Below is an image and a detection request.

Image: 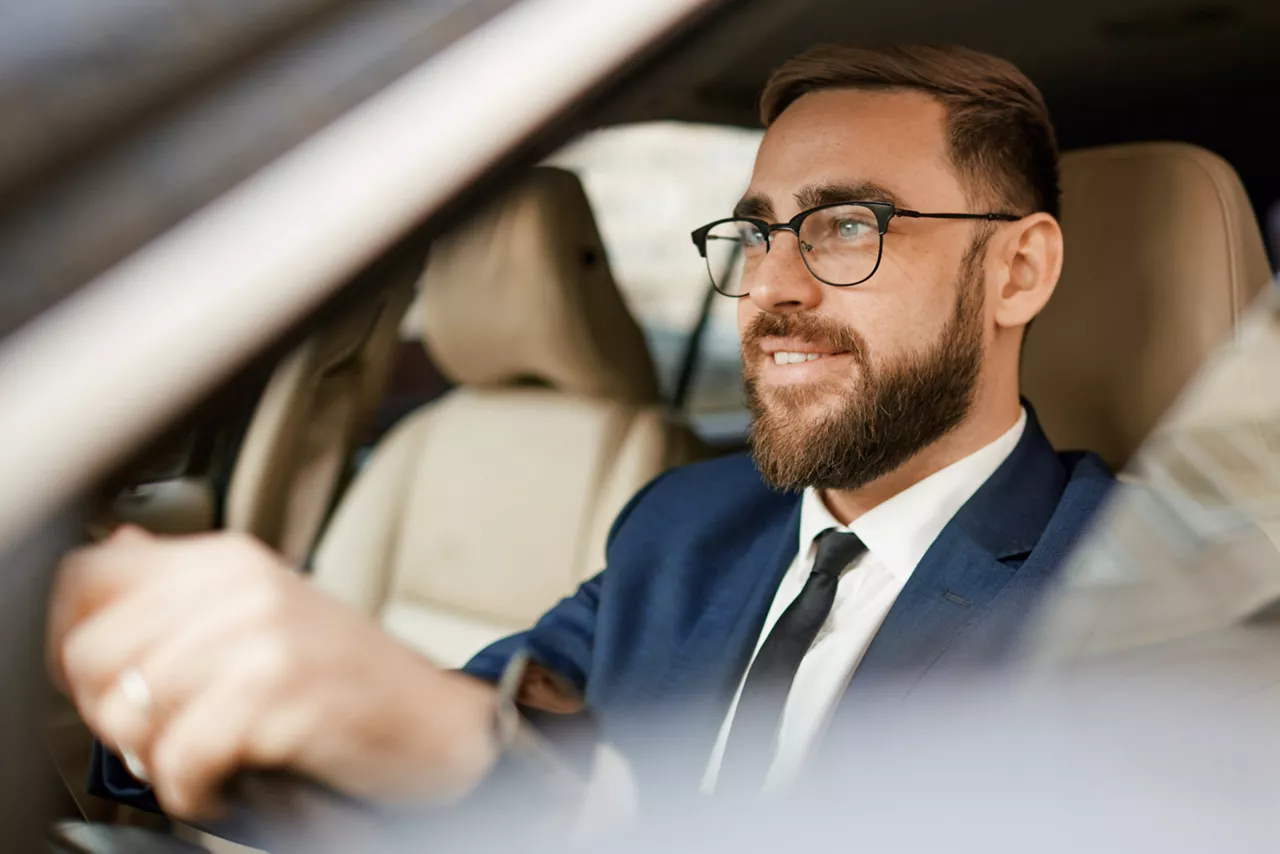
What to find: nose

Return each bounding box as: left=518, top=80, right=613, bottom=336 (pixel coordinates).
left=745, top=230, right=823, bottom=314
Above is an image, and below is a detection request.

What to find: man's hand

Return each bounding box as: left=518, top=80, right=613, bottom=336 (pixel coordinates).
left=47, top=526, right=500, bottom=819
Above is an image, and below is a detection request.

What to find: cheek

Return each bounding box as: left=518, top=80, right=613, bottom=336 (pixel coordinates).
left=841, top=264, right=953, bottom=362
left=872, top=305, right=931, bottom=360
left=818, top=288, right=916, bottom=365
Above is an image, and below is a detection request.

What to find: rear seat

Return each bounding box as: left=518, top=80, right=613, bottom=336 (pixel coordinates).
left=311, top=166, right=706, bottom=667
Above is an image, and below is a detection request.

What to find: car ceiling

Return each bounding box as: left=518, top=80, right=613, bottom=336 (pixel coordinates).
left=599, top=0, right=1280, bottom=217
left=649, top=0, right=1279, bottom=126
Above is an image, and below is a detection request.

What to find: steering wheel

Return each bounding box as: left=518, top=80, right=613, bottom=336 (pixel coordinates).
left=47, top=772, right=383, bottom=854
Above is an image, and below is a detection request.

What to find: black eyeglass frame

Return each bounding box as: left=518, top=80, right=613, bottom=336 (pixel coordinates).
left=690, top=200, right=1022, bottom=296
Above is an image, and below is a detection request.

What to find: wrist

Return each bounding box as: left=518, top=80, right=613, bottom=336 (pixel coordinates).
left=420, top=670, right=502, bottom=802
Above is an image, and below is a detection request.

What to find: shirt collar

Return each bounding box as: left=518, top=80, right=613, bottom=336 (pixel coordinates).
left=797, top=407, right=1028, bottom=579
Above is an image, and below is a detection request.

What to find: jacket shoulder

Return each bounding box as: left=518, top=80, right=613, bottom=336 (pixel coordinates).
left=658, top=451, right=765, bottom=490
left=605, top=452, right=786, bottom=547
left=1030, top=450, right=1117, bottom=565
left=1058, top=451, right=1117, bottom=508
left=635, top=451, right=775, bottom=512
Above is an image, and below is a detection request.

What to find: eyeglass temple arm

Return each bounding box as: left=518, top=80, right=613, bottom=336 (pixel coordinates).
left=895, top=210, right=1022, bottom=221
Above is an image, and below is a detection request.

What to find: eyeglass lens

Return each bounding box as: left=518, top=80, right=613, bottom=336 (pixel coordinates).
left=703, top=204, right=883, bottom=296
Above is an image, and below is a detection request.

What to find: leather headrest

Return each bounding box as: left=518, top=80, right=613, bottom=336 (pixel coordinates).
left=1022, top=142, right=1272, bottom=470
left=418, top=167, right=660, bottom=403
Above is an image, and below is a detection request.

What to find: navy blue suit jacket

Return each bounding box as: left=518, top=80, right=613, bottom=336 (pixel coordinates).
left=92, top=408, right=1113, bottom=815
left=463, top=408, right=1114, bottom=789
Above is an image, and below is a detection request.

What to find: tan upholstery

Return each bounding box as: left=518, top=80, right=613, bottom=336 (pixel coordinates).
left=312, top=167, right=703, bottom=667
left=186, top=269, right=423, bottom=854
left=226, top=271, right=417, bottom=564
left=421, top=168, right=660, bottom=403
left=1022, top=142, right=1273, bottom=470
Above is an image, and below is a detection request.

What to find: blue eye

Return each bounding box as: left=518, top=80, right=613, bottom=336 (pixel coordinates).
left=836, top=219, right=870, bottom=239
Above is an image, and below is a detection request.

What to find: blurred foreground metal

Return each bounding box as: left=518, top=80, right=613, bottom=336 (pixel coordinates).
left=1038, top=280, right=1280, bottom=658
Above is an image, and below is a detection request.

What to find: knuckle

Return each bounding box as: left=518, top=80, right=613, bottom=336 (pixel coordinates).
left=241, top=634, right=295, bottom=688
left=244, top=574, right=291, bottom=622
left=59, top=632, right=104, bottom=697
left=222, top=530, right=274, bottom=566
left=109, top=525, right=151, bottom=544
left=197, top=531, right=270, bottom=583
left=216, top=544, right=292, bottom=615
left=217, top=529, right=258, bottom=555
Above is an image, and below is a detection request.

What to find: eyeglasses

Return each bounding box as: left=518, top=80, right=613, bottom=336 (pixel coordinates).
left=690, top=201, right=1021, bottom=297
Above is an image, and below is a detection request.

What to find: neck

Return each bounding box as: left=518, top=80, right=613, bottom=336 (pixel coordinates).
left=820, top=388, right=1022, bottom=526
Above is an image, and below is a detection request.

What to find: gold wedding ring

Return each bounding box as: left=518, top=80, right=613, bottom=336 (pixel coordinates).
left=118, top=667, right=152, bottom=713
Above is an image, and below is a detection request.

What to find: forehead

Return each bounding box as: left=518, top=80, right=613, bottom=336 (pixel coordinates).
left=746, top=87, right=964, bottom=216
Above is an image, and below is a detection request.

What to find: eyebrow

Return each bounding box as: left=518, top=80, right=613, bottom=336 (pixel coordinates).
left=733, top=181, right=909, bottom=221
left=733, top=194, right=773, bottom=219
left=795, top=181, right=908, bottom=211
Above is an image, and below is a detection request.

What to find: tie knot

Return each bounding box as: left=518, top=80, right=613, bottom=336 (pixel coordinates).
left=811, top=529, right=866, bottom=579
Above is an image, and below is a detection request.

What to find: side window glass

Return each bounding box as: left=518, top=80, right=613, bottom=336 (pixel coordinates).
left=548, top=122, right=763, bottom=440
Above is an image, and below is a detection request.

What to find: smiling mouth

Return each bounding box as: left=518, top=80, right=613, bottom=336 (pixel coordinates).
left=769, top=350, right=849, bottom=365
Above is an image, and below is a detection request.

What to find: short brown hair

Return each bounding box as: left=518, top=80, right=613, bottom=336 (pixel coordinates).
left=761, top=44, right=1059, bottom=219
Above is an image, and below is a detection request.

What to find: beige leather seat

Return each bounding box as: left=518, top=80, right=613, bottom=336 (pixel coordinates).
left=311, top=167, right=704, bottom=668
left=224, top=271, right=418, bottom=564
left=1022, top=142, right=1273, bottom=470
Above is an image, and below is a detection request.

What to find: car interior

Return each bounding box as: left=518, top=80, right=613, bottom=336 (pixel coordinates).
left=5, top=0, right=1280, bottom=850
left=223, top=258, right=418, bottom=566
left=310, top=166, right=706, bottom=668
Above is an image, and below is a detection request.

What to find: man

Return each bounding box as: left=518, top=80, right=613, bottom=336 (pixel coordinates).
left=50, top=44, right=1112, bottom=821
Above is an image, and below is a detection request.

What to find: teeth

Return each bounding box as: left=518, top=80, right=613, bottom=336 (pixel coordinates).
left=772, top=351, right=825, bottom=365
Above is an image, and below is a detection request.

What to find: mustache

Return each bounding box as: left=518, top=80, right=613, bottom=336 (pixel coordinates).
left=742, top=312, right=870, bottom=366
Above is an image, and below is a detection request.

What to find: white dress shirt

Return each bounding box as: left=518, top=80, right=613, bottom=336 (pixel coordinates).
left=701, top=408, right=1027, bottom=794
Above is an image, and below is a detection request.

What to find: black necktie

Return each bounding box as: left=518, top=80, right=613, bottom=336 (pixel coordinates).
left=717, top=528, right=867, bottom=793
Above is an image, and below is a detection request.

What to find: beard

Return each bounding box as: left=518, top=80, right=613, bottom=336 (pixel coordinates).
left=744, top=233, right=989, bottom=493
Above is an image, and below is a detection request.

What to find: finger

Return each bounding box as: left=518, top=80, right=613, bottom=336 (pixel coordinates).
left=89, top=669, right=157, bottom=782
left=59, top=563, right=247, bottom=708
left=84, top=603, right=284, bottom=763
left=47, top=539, right=159, bottom=691
left=147, top=668, right=278, bottom=819
left=51, top=529, right=232, bottom=651
left=51, top=531, right=279, bottom=697
left=54, top=527, right=158, bottom=619
left=48, top=545, right=149, bottom=691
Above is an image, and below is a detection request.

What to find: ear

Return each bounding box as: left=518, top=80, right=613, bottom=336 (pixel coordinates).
left=990, top=213, right=1063, bottom=332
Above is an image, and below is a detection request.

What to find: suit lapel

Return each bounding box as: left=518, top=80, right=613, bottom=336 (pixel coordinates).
left=660, top=498, right=802, bottom=707
left=848, top=528, right=1017, bottom=691
left=649, top=407, right=1068, bottom=747
left=610, top=496, right=800, bottom=795
left=846, top=405, right=1068, bottom=699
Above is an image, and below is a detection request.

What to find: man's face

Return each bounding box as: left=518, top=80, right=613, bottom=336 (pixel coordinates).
left=739, top=87, right=992, bottom=492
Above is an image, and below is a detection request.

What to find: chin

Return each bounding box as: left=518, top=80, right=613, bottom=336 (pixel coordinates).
left=756, top=379, right=849, bottom=415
